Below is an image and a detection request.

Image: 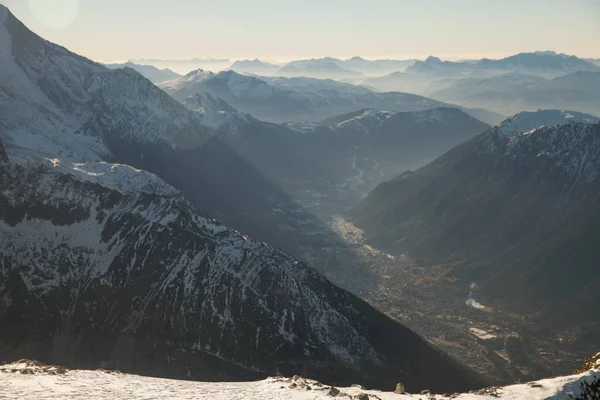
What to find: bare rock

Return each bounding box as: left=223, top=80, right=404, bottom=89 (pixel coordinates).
left=395, top=383, right=406, bottom=394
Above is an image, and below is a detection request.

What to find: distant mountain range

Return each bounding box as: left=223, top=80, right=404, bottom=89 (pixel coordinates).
left=431, top=71, right=600, bottom=116
left=104, top=61, right=181, bottom=83
left=224, top=57, right=418, bottom=79
left=278, top=58, right=363, bottom=79
left=355, top=52, right=600, bottom=117
left=159, top=69, right=504, bottom=124
left=349, top=110, right=600, bottom=332
left=406, top=51, right=599, bottom=77
left=584, top=58, right=600, bottom=66
left=125, top=58, right=232, bottom=74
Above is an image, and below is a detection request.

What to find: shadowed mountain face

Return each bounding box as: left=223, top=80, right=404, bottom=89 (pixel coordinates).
left=0, top=163, right=485, bottom=393
left=349, top=112, right=600, bottom=328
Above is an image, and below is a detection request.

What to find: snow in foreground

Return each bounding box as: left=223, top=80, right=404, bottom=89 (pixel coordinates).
left=0, top=360, right=598, bottom=400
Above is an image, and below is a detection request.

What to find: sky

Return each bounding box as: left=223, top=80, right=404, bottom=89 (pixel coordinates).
left=1, top=0, right=599, bottom=63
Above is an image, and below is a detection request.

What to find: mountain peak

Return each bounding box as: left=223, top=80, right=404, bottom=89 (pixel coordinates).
left=184, top=68, right=208, bottom=78
left=425, top=55, right=442, bottom=64
left=532, top=50, right=559, bottom=56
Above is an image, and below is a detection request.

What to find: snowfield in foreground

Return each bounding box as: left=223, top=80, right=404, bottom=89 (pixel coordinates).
left=0, top=360, right=598, bottom=400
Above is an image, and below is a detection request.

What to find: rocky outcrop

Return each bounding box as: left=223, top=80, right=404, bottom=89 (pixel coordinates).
left=575, top=353, right=600, bottom=374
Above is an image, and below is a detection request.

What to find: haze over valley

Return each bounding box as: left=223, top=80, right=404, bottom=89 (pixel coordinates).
left=0, top=0, right=599, bottom=399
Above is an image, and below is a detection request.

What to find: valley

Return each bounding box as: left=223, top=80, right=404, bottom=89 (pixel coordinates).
left=289, top=183, right=594, bottom=386
left=268, top=117, right=600, bottom=387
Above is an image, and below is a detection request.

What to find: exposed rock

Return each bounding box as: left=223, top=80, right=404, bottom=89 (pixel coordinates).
left=575, top=353, right=600, bottom=374
left=395, top=383, right=406, bottom=394
left=327, top=386, right=341, bottom=396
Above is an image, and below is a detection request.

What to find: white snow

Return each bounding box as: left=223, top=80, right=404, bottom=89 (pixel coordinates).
left=469, top=327, right=497, bottom=340
left=466, top=283, right=491, bottom=311
left=495, top=110, right=599, bottom=138
left=47, top=159, right=182, bottom=197
left=0, top=362, right=598, bottom=400
left=466, top=298, right=489, bottom=310
left=334, top=109, right=394, bottom=132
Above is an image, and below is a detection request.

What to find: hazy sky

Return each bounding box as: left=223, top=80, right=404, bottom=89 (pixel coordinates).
left=1, top=0, right=599, bottom=62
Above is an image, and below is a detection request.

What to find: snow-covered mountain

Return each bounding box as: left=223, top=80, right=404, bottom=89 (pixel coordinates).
left=0, top=5, right=216, bottom=163
left=350, top=110, right=600, bottom=340
left=0, top=4, right=322, bottom=258
left=0, top=160, right=483, bottom=393
left=157, top=68, right=216, bottom=99
left=0, top=353, right=598, bottom=399
left=491, top=109, right=599, bottom=137
left=104, top=61, right=181, bottom=83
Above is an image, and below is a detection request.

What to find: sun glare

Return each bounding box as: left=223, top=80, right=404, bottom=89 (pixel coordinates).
left=28, top=0, right=79, bottom=29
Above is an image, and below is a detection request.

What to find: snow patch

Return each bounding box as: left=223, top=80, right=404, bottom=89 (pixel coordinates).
left=0, top=364, right=598, bottom=399
left=47, top=159, right=182, bottom=197
left=495, top=110, right=599, bottom=138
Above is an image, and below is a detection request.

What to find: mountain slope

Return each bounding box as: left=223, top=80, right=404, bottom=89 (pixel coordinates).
left=349, top=111, right=600, bottom=326
left=104, top=61, right=181, bottom=83
left=280, top=108, right=490, bottom=190
left=0, top=162, right=484, bottom=393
